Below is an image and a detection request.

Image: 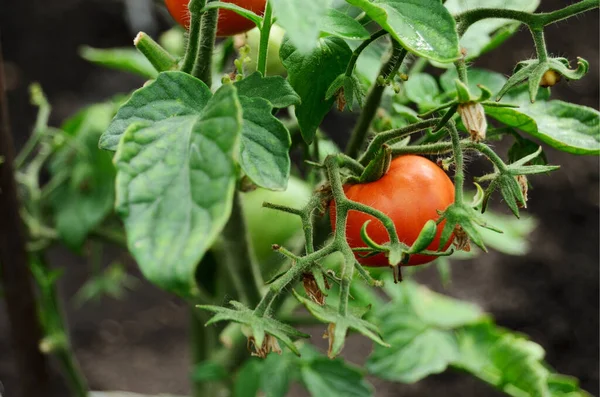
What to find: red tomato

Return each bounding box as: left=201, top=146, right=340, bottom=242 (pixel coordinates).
left=165, top=0, right=266, bottom=37
left=330, top=155, right=455, bottom=267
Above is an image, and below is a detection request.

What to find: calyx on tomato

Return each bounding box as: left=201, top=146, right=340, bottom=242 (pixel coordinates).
left=165, top=0, right=266, bottom=37
left=330, top=155, right=455, bottom=267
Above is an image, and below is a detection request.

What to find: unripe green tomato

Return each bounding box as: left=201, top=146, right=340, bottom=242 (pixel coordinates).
left=236, top=25, right=286, bottom=76
left=159, top=27, right=186, bottom=57
left=242, top=176, right=312, bottom=262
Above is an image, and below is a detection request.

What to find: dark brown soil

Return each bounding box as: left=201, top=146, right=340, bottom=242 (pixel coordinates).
left=0, top=1, right=598, bottom=396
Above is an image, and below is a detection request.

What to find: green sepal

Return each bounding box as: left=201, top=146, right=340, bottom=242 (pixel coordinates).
left=360, top=220, right=388, bottom=252
left=198, top=301, right=309, bottom=356
left=359, top=145, right=392, bottom=183
left=454, top=79, right=472, bottom=103
left=407, top=220, right=437, bottom=255
left=497, top=57, right=590, bottom=103
left=293, top=290, right=388, bottom=358
left=438, top=203, right=502, bottom=252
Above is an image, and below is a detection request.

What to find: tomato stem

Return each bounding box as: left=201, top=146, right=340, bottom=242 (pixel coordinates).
left=530, top=28, right=548, bottom=63
left=257, top=1, right=273, bottom=76
left=359, top=118, right=440, bottom=166
left=181, top=0, right=205, bottom=74
left=448, top=122, right=465, bottom=204
left=192, top=0, right=218, bottom=85
left=456, top=0, right=598, bottom=35
left=345, top=41, right=407, bottom=158
left=344, top=30, right=388, bottom=78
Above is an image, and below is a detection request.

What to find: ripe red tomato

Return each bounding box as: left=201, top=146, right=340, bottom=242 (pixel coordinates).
left=165, top=0, right=266, bottom=37
left=330, top=155, right=455, bottom=267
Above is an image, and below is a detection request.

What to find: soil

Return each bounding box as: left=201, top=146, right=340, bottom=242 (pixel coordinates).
left=0, top=1, right=598, bottom=396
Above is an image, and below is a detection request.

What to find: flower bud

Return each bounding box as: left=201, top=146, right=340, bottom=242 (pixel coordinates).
left=452, top=225, right=471, bottom=252
left=458, top=102, right=487, bottom=142
left=516, top=175, right=529, bottom=208
left=540, top=69, right=561, bottom=87
left=248, top=333, right=282, bottom=358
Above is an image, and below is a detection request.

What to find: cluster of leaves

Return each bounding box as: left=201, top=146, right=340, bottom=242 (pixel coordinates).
left=12, top=0, right=599, bottom=396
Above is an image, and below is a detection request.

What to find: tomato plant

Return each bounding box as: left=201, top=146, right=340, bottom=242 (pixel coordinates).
left=1, top=0, right=598, bottom=396
left=330, top=155, right=455, bottom=267
left=165, top=0, right=266, bottom=37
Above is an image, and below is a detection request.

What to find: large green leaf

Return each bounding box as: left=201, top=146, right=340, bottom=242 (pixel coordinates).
left=238, top=96, right=291, bottom=190
left=80, top=46, right=157, bottom=79
left=280, top=36, right=352, bottom=143
left=270, top=0, right=331, bottom=53
left=320, top=8, right=370, bottom=40
left=347, top=0, right=461, bottom=63
left=301, top=357, right=374, bottom=397
left=440, top=67, right=507, bottom=96
left=50, top=103, right=118, bottom=250
left=453, top=322, right=591, bottom=397
left=111, top=73, right=242, bottom=296
left=486, top=91, right=600, bottom=155
left=367, top=281, right=482, bottom=382
left=234, top=72, right=300, bottom=109
left=446, top=0, right=540, bottom=61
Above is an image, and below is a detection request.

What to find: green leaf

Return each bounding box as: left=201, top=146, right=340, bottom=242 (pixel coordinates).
left=270, top=0, right=331, bottom=53
left=508, top=136, right=548, bottom=166
left=347, top=0, right=460, bottom=63
left=301, top=357, right=374, bottom=397
left=260, top=352, right=296, bottom=397
left=452, top=321, right=591, bottom=397
left=320, top=9, right=370, bottom=40
left=79, top=46, right=157, bottom=79
left=478, top=211, right=537, bottom=256
left=234, top=72, right=300, bottom=108
left=192, top=361, right=228, bottom=383
left=404, top=73, right=440, bottom=106
left=238, top=96, right=291, bottom=190
left=202, top=1, right=263, bottom=27
left=485, top=97, right=600, bottom=155
left=100, top=72, right=212, bottom=151
left=367, top=281, right=483, bottom=383
left=111, top=73, right=242, bottom=296
left=199, top=301, right=309, bottom=355
left=294, top=291, right=388, bottom=358
left=280, top=36, right=352, bottom=143
left=50, top=103, right=118, bottom=250
left=440, top=68, right=507, bottom=97
left=234, top=359, right=263, bottom=397
left=446, top=0, right=540, bottom=61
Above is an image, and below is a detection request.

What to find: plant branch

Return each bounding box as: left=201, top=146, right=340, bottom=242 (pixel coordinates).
left=359, top=118, right=440, bottom=166
left=0, top=36, right=51, bottom=396
left=345, top=41, right=408, bottom=158
left=344, top=30, right=388, bottom=77
left=256, top=1, right=273, bottom=76
left=181, top=1, right=204, bottom=74
left=456, top=0, right=599, bottom=34
left=448, top=122, right=465, bottom=203
left=192, top=0, right=218, bottom=86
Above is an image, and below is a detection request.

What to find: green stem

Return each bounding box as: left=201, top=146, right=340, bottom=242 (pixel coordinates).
left=190, top=308, right=218, bottom=397
left=456, top=0, right=598, bottom=34
left=256, top=1, right=273, bottom=76
left=55, top=347, right=88, bottom=397
left=448, top=123, right=464, bottom=204
left=181, top=2, right=204, bottom=74
left=216, top=192, right=263, bottom=306
left=253, top=244, right=336, bottom=317
left=359, top=119, right=439, bottom=166
left=391, top=142, right=453, bottom=156
left=530, top=28, right=548, bottom=62
left=344, top=30, right=388, bottom=77
left=345, top=42, right=408, bottom=158
left=338, top=252, right=355, bottom=316
left=465, top=142, right=509, bottom=172
left=455, top=57, right=468, bottom=85
left=192, top=0, right=218, bottom=86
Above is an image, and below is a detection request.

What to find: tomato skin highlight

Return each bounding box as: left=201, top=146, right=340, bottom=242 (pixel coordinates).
left=330, top=155, right=455, bottom=267
left=165, top=0, right=266, bottom=37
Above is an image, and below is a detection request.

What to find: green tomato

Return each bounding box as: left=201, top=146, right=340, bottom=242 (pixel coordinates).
left=237, top=24, right=287, bottom=76
left=242, top=176, right=312, bottom=263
